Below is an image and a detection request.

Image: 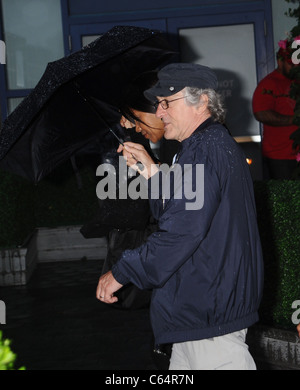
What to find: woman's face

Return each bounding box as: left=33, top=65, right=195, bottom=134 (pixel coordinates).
left=131, top=109, right=165, bottom=144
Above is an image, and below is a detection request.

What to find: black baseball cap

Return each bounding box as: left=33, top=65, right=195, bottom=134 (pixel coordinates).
left=144, top=63, right=218, bottom=102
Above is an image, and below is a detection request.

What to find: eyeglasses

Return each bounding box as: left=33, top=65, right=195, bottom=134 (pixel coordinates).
left=153, top=96, right=188, bottom=110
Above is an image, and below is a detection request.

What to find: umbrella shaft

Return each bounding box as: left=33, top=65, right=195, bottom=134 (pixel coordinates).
left=74, top=83, right=144, bottom=171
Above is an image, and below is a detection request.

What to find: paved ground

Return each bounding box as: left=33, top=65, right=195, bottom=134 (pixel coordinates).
left=1, top=258, right=296, bottom=371
left=0, top=259, right=161, bottom=370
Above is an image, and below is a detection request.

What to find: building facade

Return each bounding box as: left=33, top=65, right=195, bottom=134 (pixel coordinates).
left=0, top=0, right=296, bottom=139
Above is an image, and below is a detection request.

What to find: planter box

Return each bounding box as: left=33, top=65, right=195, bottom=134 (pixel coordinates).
left=0, top=226, right=107, bottom=286
left=248, top=325, right=300, bottom=370
left=0, top=247, right=31, bottom=286
left=32, top=226, right=107, bottom=263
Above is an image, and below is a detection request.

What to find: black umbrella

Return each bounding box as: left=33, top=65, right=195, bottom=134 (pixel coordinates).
left=0, top=25, right=175, bottom=182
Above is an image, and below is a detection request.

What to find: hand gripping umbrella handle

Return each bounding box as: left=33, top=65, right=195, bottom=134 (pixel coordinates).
left=109, top=131, right=145, bottom=171
left=102, top=125, right=144, bottom=172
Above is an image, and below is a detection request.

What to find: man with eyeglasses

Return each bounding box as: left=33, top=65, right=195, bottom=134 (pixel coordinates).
left=96, top=63, right=264, bottom=370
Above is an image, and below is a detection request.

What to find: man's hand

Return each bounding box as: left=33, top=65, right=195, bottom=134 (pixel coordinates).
left=117, top=141, right=159, bottom=179
left=96, top=271, right=123, bottom=304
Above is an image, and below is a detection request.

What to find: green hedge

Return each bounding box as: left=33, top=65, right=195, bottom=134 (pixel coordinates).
left=254, top=180, right=300, bottom=330
left=32, top=162, right=98, bottom=228
left=0, top=162, right=98, bottom=248
left=0, top=331, right=25, bottom=370
left=0, top=170, right=35, bottom=248
left=0, top=167, right=299, bottom=330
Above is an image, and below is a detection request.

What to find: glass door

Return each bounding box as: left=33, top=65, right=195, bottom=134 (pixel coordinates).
left=0, top=0, right=65, bottom=119
left=167, top=11, right=269, bottom=179
left=168, top=11, right=270, bottom=138
left=179, top=23, right=259, bottom=138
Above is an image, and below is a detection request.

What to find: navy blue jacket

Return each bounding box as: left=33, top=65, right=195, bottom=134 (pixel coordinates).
left=112, top=118, right=264, bottom=345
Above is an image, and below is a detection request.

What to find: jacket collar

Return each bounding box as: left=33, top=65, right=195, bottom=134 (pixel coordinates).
left=180, top=116, right=215, bottom=151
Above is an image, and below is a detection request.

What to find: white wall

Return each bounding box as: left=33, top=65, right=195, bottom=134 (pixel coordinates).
left=180, top=24, right=259, bottom=137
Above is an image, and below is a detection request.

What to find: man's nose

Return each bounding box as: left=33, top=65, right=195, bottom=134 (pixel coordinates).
left=156, top=104, right=165, bottom=118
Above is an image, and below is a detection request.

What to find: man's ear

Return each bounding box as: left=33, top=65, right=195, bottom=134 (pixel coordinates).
left=196, top=94, right=209, bottom=114
left=199, top=94, right=209, bottom=106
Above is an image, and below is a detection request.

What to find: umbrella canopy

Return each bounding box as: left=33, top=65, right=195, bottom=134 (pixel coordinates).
left=0, top=25, right=175, bottom=182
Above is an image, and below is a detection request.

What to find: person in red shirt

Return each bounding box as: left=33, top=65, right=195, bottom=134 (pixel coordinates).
left=252, top=45, right=298, bottom=179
